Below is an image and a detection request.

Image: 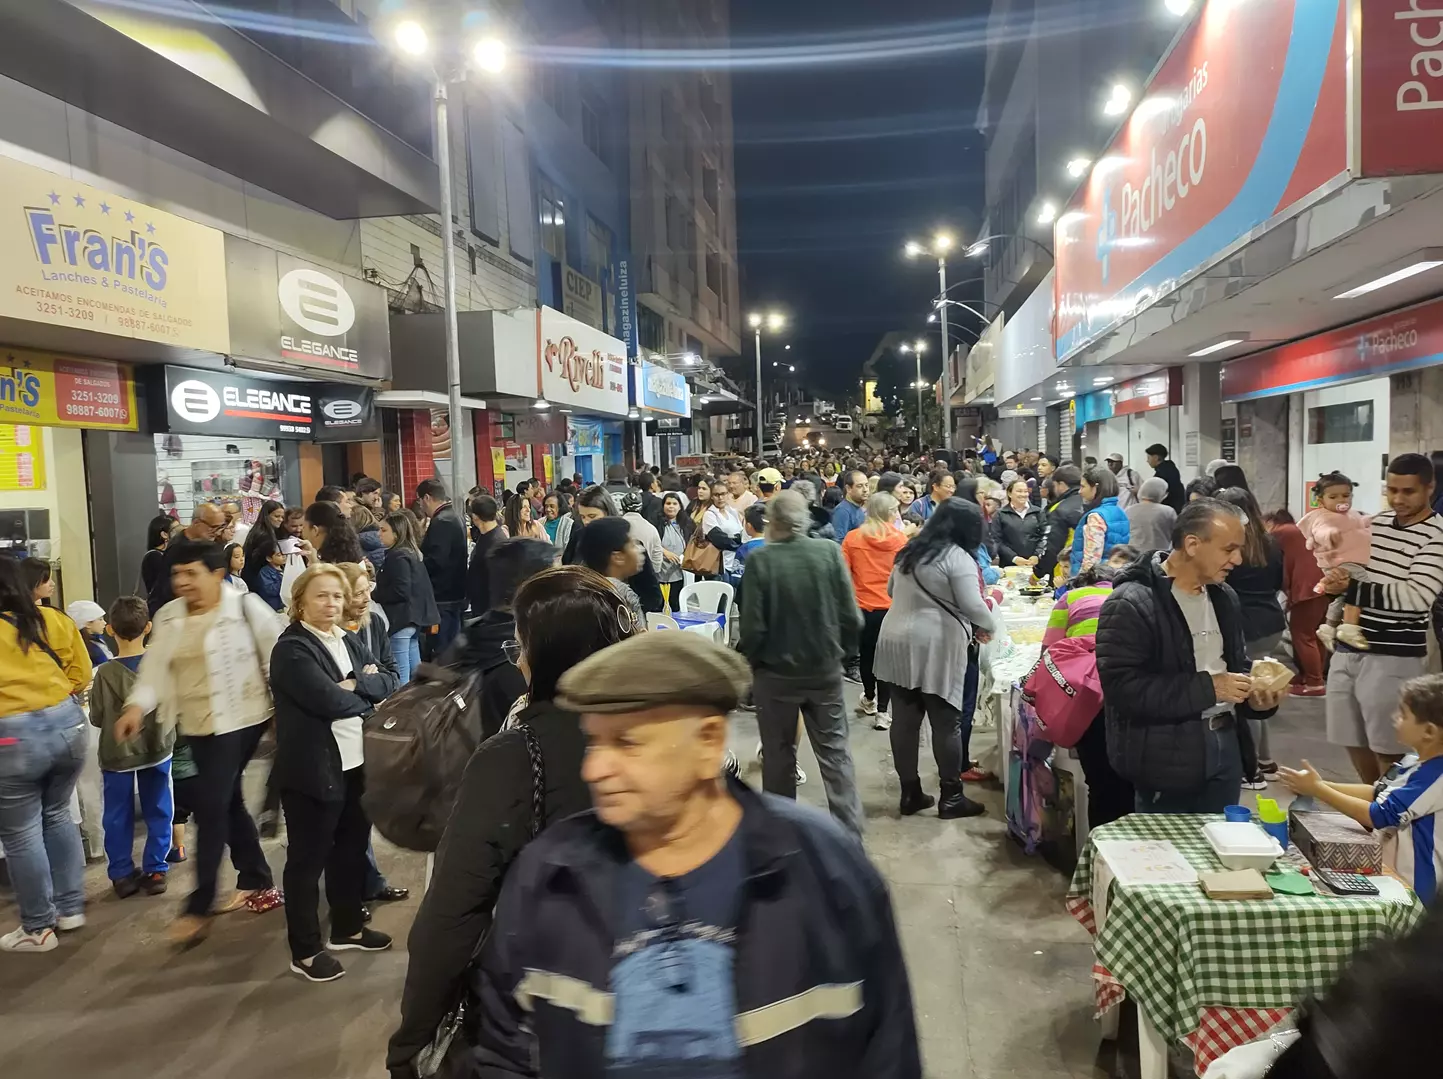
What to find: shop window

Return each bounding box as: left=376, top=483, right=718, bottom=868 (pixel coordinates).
left=586, top=216, right=613, bottom=280
left=1307, top=400, right=1374, bottom=444
left=154, top=434, right=283, bottom=527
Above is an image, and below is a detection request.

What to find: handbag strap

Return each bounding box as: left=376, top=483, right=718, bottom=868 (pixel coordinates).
left=910, top=569, right=971, bottom=630
left=517, top=719, right=547, bottom=840
left=1, top=612, right=66, bottom=672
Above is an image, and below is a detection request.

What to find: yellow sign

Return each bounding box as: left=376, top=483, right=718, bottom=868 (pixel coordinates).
left=0, top=156, right=229, bottom=352
left=0, top=348, right=138, bottom=431
left=543, top=453, right=554, bottom=485
left=491, top=447, right=506, bottom=487
left=0, top=423, right=46, bottom=491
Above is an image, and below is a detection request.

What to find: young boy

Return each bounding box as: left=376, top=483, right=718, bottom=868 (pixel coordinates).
left=734, top=502, right=767, bottom=576
left=67, top=599, right=113, bottom=668
left=1280, top=673, right=1443, bottom=904
left=87, top=595, right=176, bottom=898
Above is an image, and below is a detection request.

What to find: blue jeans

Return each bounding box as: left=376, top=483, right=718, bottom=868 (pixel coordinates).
left=432, top=605, right=463, bottom=658
left=101, top=760, right=175, bottom=879
left=390, top=627, right=420, bottom=684
left=0, top=700, right=89, bottom=932
left=1135, top=722, right=1244, bottom=814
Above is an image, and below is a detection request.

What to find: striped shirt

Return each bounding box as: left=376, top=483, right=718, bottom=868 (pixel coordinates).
left=1370, top=754, right=1443, bottom=906
left=1043, top=584, right=1112, bottom=646
left=1347, top=510, right=1443, bottom=656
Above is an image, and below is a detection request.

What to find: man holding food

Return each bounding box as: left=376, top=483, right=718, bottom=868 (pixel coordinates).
left=1096, top=499, right=1288, bottom=813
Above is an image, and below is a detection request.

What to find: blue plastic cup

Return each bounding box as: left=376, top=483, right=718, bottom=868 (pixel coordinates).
left=1223, top=805, right=1252, bottom=823
left=1262, top=820, right=1289, bottom=850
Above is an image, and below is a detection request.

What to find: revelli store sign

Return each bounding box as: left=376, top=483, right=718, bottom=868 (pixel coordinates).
left=1053, top=0, right=1348, bottom=361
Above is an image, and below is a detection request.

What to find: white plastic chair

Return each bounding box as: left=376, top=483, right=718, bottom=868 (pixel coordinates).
left=676, top=580, right=735, bottom=643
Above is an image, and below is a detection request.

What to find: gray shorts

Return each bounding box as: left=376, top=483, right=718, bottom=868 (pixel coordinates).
left=1325, top=650, right=1420, bottom=754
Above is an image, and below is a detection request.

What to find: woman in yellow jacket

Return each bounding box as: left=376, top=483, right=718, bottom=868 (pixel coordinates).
left=0, top=556, right=92, bottom=953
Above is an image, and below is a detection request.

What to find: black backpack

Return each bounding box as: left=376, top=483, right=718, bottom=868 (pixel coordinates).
left=361, top=662, right=485, bottom=852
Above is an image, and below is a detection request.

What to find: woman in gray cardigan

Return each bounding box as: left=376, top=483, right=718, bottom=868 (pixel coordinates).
left=875, top=498, right=996, bottom=819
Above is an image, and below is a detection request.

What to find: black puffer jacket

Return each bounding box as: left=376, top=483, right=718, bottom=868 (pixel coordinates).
left=1036, top=488, right=1084, bottom=579
left=995, top=503, right=1045, bottom=565
left=372, top=546, right=440, bottom=633
left=1096, top=553, right=1273, bottom=793
left=388, top=699, right=590, bottom=1075
left=467, top=779, right=920, bottom=1078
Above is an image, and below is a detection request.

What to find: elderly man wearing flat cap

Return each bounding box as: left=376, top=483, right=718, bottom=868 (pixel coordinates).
left=466, top=632, right=920, bottom=1079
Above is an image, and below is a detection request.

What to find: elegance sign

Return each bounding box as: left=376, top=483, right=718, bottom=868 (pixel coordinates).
left=159, top=366, right=376, bottom=441
left=537, top=307, right=628, bottom=417
left=0, top=156, right=229, bottom=351
left=225, top=237, right=392, bottom=380
left=1053, top=0, right=1348, bottom=361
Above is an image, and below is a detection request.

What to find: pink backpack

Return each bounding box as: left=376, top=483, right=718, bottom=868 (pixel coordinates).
left=1021, top=636, right=1102, bottom=749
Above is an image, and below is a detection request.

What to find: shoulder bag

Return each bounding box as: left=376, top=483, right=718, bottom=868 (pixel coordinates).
left=414, top=719, right=547, bottom=1078
left=682, top=532, right=721, bottom=575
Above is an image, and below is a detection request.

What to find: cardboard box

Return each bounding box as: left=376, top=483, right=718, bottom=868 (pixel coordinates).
left=1290, top=809, right=1382, bottom=874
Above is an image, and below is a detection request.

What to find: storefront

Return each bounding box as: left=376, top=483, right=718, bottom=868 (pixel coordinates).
left=632, top=358, right=692, bottom=470
left=1074, top=369, right=1182, bottom=470
left=1221, top=295, right=1443, bottom=518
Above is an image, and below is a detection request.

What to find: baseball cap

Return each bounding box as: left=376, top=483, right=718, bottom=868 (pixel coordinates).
left=756, top=467, right=783, bottom=488
left=1105, top=452, right=1124, bottom=463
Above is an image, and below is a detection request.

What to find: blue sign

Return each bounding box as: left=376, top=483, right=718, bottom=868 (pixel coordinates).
left=616, top=257, right=637, bottom=359
left=633, top=359, right=691, bottom=417
left=569, top=417, right=603, bottom=453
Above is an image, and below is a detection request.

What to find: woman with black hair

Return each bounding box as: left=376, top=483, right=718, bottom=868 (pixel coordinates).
left=139, top=515, right=179, bottom=594
left=242, top=499, right=287, bottom=560
left=875, top=499, right=996, bottom=819
left=0, top=555, right=92, bottom=953
left=302, top=501, right=365, bottom=566
left=388, top=567, right=638, bottom=1074
left=559, top=484, right=618, bottom=565
left=655, top=491, right=693, bottom=608
left=502, top=492, right=545, bottom=541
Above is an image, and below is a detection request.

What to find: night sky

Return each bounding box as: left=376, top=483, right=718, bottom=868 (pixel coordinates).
left=730, top=0, right=990, bottom=400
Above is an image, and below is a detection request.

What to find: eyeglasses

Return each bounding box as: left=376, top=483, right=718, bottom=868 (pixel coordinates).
left=502, top=639, right=522, bottom=666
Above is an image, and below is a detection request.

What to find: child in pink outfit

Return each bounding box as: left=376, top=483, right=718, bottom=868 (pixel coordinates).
left=1296, top=472, right=1371, bottom=649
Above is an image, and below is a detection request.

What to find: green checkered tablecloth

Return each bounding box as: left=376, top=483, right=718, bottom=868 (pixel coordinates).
left=1066, top=814, right=1424, bottom=1042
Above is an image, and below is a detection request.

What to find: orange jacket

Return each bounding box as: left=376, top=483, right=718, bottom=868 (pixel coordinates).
left=842, top=526, right=907, bottom=611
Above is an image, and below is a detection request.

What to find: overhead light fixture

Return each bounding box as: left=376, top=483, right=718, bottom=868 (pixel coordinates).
left=393, top=19, right=429, bottom=56
left=903, top=240, right=924, bottom=259
left=532, top=396, right=551, bottom=410
left=965, top=240, right=989, bottom=258
left=1093, top=376, right=1114, bottom=385
left=558, top=407, right=573, bottom=414
left=766, top=311, right=786, bottom=331
left=1334, top=251, right=1443, bottom=300
left=698, top=395, right=710, bottom=404
left=1188, top=337, right=1247, bottom=357
left=1066, top=157, right=1091, bottom=179
left=933, top=232, right=954, bottom=252
left=1061, top=390, right=1076, bottom=398
left=1164, top=0, right=1194, bottom=15
left=1036, top=201, right=1058, bottom=226
left=1103, top=83, right=1132, bottom=117
left=927, top=313, right=937, bottom=323
left=472, top=36, right=507, bottom=74
left=1030, top=397, right=1042, bottom=402
left=788, top=365, right=795, bottom=372
left=747, top=312, right=763, bottom=328
left=784, top=344, right=791, bottom=350
left=627, top=407, right=640, bottom=419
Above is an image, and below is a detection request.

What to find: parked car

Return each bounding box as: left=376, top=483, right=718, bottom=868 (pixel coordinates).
left=833, top=414, right=853, bottom=432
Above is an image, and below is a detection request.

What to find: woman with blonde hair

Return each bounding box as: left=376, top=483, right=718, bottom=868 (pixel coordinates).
left=269, top=563, right=398, bottom=982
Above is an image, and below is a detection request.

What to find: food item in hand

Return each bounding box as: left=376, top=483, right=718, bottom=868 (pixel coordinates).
left=1249, top=657, right=1294, bottom=695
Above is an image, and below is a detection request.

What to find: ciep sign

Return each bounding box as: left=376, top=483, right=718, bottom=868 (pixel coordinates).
left=1052, top=0, right=1347, bottom=361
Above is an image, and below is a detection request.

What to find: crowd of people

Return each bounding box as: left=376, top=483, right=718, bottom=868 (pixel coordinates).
left=3, top=432, right=1442, bottom=1076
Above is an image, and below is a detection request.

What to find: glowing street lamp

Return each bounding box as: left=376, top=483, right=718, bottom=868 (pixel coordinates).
left=749, top=310, right=787, bottom=454
left=903, top=235, right=956, bottom=448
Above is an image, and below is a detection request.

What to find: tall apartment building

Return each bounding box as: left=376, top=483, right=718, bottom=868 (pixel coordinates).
left=624, top=0, right=743, bottom=366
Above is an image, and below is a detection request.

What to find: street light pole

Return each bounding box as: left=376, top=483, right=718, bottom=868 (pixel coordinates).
left=938, top=255, right=952, bottom=450
left=434, top=77, right=464, bottom=507
left=753, top=326, right=763, bottom=456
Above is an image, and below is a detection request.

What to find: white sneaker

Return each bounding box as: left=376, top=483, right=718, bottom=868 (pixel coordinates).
left=795, top=764, right=807, bottom=785
left=1, top=927, right=58, bottom=953
left=857, top=695, right=876, bottom=717
left=872, top=710, right=892, bottom=731
left=55, top=914, right=86, bottom=932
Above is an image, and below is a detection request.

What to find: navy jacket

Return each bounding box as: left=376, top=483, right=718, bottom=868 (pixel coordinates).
left=468, top=780, right=920, bottom=1078
left=422, top=503, right=470, bottom=606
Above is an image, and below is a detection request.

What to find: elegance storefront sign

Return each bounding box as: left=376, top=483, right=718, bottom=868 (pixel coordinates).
left=537, top=307, right=628, bottom=417
left=158, top=366, right=376, bottom=441
left=0, top=348, right=137, bottom=431
left=1, top=156, right=229, bottom=351
left=225, top=237, right=391, bottom=380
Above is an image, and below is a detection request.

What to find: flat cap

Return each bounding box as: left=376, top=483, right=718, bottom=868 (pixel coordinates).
left=555, top=631, right=752, bottom=715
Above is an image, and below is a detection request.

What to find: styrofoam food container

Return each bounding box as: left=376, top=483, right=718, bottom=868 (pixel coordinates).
left=1202, top=821, right=1283, bottom=871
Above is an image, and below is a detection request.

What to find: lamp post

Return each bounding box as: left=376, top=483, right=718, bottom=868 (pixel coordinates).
left=377, top=3, right=508, bottom=506
left=904, top=233, right=956, bottom=449
left=899, top=340, right=928, bottom=442
left=748, top=311, right=785, bottom=455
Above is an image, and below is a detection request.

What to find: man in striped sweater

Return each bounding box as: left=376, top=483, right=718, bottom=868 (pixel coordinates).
left=1325, top=454, right=1443, bottom=783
